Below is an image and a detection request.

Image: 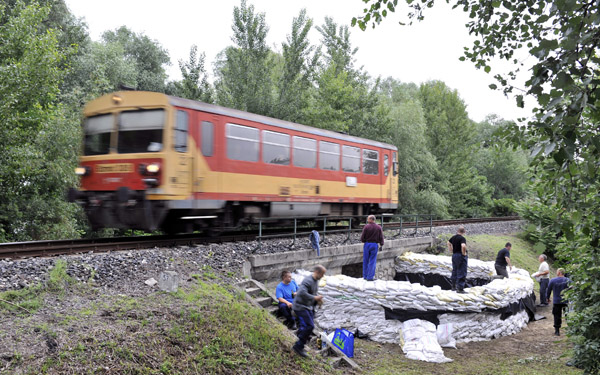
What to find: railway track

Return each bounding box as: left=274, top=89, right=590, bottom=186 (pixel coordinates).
left=0, top=216, right=520, bottom=260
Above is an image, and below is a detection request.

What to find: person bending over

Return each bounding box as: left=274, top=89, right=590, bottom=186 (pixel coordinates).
left=292, top=265, right=326, bottom=358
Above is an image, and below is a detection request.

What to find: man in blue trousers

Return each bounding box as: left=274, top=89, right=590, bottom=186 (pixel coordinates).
left=448, top=226, right=468, bottom=293
left=547, top=268, right=570, bottom=336
left=360, top=215, right=384, bottom=281
left=292, top=265, right=326, bottom=358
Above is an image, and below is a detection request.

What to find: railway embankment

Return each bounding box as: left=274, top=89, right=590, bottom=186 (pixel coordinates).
left=0, top=220, right=524, bottom=292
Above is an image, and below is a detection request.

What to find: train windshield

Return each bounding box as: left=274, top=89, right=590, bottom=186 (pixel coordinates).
left=117, top=109, right=164, bottom=153
left=83, top=114, right=113, bottom=155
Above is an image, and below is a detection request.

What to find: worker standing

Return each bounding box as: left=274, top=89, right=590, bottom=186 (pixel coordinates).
left=448, top=226, right=468, bottom=293
left=360, top=215, right=384, bottom=281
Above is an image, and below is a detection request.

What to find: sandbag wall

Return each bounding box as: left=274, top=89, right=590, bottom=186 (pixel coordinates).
left=292, top=253, right=533, bottom=346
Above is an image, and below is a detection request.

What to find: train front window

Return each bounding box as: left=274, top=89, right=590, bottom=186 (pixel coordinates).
left=117, top=109, right=164, bottom=153
left=83, top=114, right=113, bottom=155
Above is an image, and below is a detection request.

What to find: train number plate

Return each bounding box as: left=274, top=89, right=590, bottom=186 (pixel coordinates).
left=95, top=163, right=134, bottom=173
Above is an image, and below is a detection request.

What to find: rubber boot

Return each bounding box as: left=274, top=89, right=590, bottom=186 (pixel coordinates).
left=554, top=328, right=560, bottom=336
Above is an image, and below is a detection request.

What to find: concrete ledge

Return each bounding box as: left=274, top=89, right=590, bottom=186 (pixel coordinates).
left=247, top=236, right=434, bottom=283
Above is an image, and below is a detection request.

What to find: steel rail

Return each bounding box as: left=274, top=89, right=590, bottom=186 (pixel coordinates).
left=0, top=216, right=520, bottom=260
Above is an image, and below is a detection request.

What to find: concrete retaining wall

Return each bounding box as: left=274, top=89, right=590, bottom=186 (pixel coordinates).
left=243, top=236, right=436, bottom=283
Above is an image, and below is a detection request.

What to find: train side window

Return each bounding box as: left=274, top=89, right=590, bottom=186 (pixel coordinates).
left=319, top=141, right=340, bottom=171
left=384, top=154, right=389, bottom=176
left=363, top=149, right=379, bottom=175
left=393, top=151, right=398, bottom=176
left=226, top=123, right=259, bottom=162
left=174, top=110, right=188, bottom=152
left=342, top=145, right=360, bottom=173
left=201, top=121, right=214, bottom=157
left=293, top=136, right=317, bottom=168
left=263, top=131, right=290, bottom=165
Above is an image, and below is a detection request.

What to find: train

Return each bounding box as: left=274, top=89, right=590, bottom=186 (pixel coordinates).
left=68, top=91, right=399, bottom=233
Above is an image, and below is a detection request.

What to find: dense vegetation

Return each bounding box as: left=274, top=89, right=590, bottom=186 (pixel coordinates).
left=0, top=0, right=530, bottom=244
left=354, top=0, right=600, bottom=372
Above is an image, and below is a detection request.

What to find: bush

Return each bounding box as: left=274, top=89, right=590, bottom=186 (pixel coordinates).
left=491, top=198, right=518, bottom=217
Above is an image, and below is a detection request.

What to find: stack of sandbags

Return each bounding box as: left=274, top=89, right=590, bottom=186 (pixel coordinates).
left=294, top=270, right=533, bottom=314
left=400, top=319, right=452, bottom=363
left=438, top=310, right=529, bottom=343
left=291, top=255, right=533, bottom=360
left=395, top=251, right=495, bottom=279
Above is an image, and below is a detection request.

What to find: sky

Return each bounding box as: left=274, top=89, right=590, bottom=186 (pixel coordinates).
left=64, top=0, right=532, bottom=123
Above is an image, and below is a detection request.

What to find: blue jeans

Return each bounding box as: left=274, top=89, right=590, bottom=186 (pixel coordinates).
left=278, top=302, right=295, bottom=327
left=294, top=309, right=314, bottom=350
left=451, top=253, right=468, bottom=290
left=363, top=242, right=379, bottom=280
left=539, top=278, right=549, bottom=304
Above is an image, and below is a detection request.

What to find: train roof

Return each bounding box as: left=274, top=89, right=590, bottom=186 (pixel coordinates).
left=85, top=91, right=397, bottom=151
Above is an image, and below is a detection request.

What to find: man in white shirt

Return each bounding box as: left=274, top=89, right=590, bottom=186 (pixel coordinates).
left=532, top=254, right=550, bottom=306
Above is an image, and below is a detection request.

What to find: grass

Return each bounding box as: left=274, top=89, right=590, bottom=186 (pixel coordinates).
left=2, top=272, right=340, bottom=375
left=0, top=259, right=72, bottom=314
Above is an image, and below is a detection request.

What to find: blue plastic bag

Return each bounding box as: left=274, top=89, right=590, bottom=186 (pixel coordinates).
left=331, top=328, right=354, bottom=358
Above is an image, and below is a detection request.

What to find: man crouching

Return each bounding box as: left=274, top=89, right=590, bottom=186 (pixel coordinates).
left=292, top=265, right=326, bottom=358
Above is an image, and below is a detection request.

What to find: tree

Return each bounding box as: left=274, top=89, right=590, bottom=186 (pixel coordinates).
left=419, top=81, right=492, bottom=217
left=473, top=115, right=529, bottom=200
left=378, top=79, right=447, bottom=217
left=214, top=0, right=274, bottom=115
left=354, top=0, right=600, bottom=371
left=303, top=17, right=389, bottom=141
left=316, top=17, right=359, bottom=76
left=274, top=8, right=319, bottom=123
left=0, top=1, right=80, bottom=242
left=102, top=26, right=170, bottom=92
left=167, top=45, right=213, bottom=102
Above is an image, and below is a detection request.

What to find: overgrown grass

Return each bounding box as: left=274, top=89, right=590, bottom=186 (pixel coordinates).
left=0, top=259, right=72, bottom=314
left=8, top=275, right=341, bottom=375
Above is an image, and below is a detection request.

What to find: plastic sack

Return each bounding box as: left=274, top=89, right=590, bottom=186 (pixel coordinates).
left=332, top=328, right=355, bottom=358
left=436, top=323, right=456, bottom=348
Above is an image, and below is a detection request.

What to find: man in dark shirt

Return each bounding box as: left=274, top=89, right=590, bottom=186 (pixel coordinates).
left=546, top=268, right=570, bottom=336
left=292, top=265, right=326, bottom=357
left=494, top=242, right=513, bottom=278
left=360, top=215, right=384, bottom=281
left=447, top=226, right=467, bottom=293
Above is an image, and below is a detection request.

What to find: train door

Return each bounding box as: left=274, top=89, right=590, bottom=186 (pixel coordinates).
left=172, top=109, right=192, bottom=197
left=392, top=151, right=399, bottom=203
left=384, top=153, right=390, bottom=201
left=194, top=115, right=217, bottom=195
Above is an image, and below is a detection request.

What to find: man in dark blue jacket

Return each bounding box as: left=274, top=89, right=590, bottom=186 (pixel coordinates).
left=360, top=215, right=384, bottom=281
left=546, top=268, right=570, bottom=336
left=292, top=265, right=326, bottom=357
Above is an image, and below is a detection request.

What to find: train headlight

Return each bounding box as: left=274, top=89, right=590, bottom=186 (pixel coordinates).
left=146, top=164, right=160, bottom=174
left=139, top=163, right=160, bottom=176
left=75, top=166, right=91, bottom=176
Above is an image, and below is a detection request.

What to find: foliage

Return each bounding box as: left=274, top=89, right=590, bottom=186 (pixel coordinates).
left=490, top=198, right=517, bottom=217
left=0, top=1, right=80, bottom=242
left=273, top=8, right=320, bottom=123
left=473, top=116, right=529, bottom=200
left=166, top=45, right=214, bottom=103
left=353, top=0, right=600, bottom=370
left=377, top=78, right=445, bottom=216
left=101, top=26, right=170, bottom=92
left=214, top=0, right=274, bottom=115
left=419, top=81, right=492, bottom=218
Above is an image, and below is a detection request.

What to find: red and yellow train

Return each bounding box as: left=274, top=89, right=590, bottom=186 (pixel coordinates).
left=68, top=91, right=399, bottom=233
